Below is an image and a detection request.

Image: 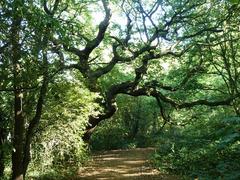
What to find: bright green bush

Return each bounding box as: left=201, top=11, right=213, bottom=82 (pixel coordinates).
left=27, top=79, right=100, bottom=179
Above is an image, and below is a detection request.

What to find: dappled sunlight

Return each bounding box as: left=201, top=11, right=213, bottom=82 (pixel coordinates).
left=122, top=160, right=145, bottom=165
left=100, top=157, right=126, bottom=161
left=75, top=148, right=180, bottom=180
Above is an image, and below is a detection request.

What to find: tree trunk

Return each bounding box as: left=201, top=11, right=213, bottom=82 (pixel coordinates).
left=0, top=151, right=4, bottom=178
left=11, top=1, right=24, bottom=179
left=12, top=91, right=24, bottom=180
left=22, top=64, right=49, bottom=176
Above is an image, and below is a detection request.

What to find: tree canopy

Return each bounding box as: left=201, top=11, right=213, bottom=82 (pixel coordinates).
left=0, top=0, right=240, bottom=179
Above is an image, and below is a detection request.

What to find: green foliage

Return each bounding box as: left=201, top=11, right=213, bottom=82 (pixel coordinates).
left=1, top=0, right=240, bottom=178
left=0, top=93, right=12, bottom=179
left=152, top=116, right=240, bottom=179
left=90, top=95, right=161, bottom=150
left=90, top=119, right=130, bottom=150
left=27, top=76, right=100, bottom=178
left=229, top=0, right=240, bottom=4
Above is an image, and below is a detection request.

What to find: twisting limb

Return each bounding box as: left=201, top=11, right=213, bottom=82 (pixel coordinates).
left=156, top=96, right=171, bottom=130
left=43, top=0, right=60, bottom=16
left=83, top=79, right=240, bottom=141
left=57, top=0, right=239, bottom=142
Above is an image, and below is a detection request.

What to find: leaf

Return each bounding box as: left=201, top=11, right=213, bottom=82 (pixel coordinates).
left=217, top=133, right=240, bottom=149
left=229, top=0, right=240, bottom=4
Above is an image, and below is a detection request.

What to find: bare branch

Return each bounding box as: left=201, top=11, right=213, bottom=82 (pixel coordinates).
left=82, top=0, right=111, bottom=57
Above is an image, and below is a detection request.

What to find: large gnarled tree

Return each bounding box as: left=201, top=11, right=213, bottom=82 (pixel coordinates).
left=1, top=0, right=240, bottom=179
left=53, top=0, right=240, bottom=140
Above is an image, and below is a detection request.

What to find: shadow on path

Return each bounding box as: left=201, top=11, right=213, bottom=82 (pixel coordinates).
left=74, top=148, right=181, bottom=180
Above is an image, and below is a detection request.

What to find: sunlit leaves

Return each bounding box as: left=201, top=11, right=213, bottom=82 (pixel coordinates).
left=29, top=76, right=100, bottom=174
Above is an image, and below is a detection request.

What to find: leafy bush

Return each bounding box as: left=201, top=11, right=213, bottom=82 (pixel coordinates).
left=90, top=95, right=161, bottom=151
left=153, top=116, right=240, bottom=179
left=90, top=119, right=131, bottom=150
left=27, top=80, right=100, bottom=179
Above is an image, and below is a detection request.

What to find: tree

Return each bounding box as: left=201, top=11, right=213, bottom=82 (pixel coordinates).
left=1, top=0, right=62, bottom=179
left=0, top=0, right=240, bottom=178
left=52, top=0, right=240, bottom=140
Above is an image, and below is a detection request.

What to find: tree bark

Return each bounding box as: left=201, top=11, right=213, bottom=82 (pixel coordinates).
left=0, top=152, right=4, bottom=178
left=12, top=91, right=24, bottom=180
left=22, top=52, right=49, bottom=177
left=11, top=1, right=24, bottom=179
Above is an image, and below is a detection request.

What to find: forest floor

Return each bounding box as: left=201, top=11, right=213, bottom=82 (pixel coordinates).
left=73, top=148, right=181, bottom=180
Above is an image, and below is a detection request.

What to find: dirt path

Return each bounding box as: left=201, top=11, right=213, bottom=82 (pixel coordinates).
left=75, top=148, right=180, bottom=180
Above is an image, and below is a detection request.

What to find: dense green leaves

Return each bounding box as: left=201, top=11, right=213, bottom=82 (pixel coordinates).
left=152, top=115, right=240, bottom=179
left=90, top=95, right=160, bottom=150
left=28, top=76, right=100, bottom=178
left=0, top=0, right=240, bottom=179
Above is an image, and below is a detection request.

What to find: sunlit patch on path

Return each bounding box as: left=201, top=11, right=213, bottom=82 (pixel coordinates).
left=74, top=148, right=180, bottom=180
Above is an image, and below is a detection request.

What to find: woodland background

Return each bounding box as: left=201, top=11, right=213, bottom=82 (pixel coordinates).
left=0, top=0, right=240, bottom=179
